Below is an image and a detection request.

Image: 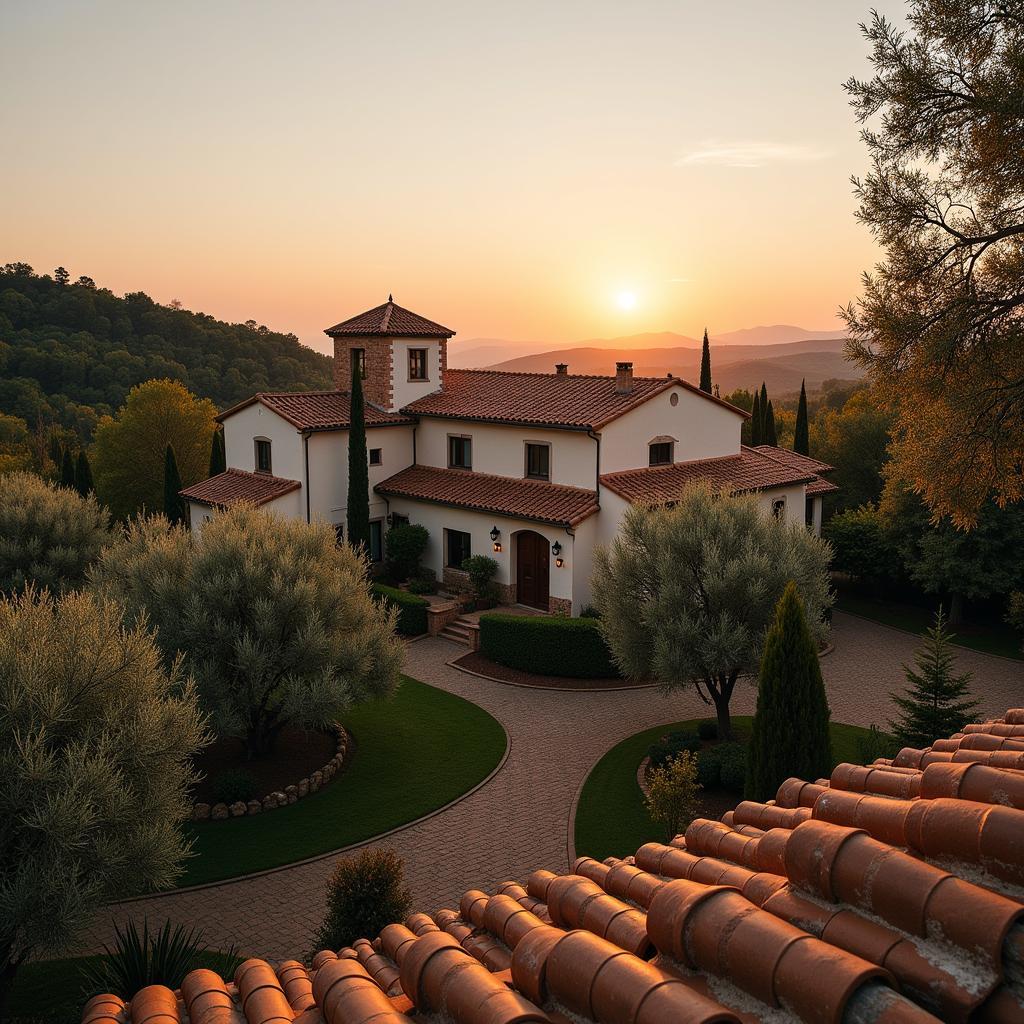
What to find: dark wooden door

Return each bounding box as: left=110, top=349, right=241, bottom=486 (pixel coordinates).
left=516, top=531, right=549, bottom=610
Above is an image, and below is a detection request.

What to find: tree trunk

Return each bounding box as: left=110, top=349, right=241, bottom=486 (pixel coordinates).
left=713, top=693, right=733, bottom=741
left=948, top=593, right=965, bottom=628
left=0, top=953, right=22, bottom=1021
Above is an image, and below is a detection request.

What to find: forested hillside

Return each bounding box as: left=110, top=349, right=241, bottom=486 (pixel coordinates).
left=0, top=263, right=331, bottom=439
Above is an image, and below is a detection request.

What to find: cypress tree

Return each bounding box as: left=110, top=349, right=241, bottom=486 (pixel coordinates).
left=60, top=448, right=76, bottom=489
left=759, top=383, right=769, bottom=442
left=889, top=607, right=979, bottom=748
left=750, top=390, right=761, bottom=446
left=209, top=427, right=226, bottom=476
left=765, top=399, right=778, bottom=447
left=347, top=360, right=370, bottom=552
left=699, top=328, right=712, bottom=394
left=74, top=449, right=94, bottom=496
left=163, top=444, right=185, bottom=526
left=794, top=379, right=809, bottom=455
left=746, top=581, right=832, bottom=801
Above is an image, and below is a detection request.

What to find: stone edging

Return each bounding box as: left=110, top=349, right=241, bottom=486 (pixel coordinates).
left=637, top=755, right=652, bottom=799
left=191, top=723, right=349, bottom=822
left=446, top=658, right=658, bottom=693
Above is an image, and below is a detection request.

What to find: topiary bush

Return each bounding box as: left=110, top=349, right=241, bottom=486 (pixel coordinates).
left=461, top=555, right=499, bottom=602
left=697, top=720, right=718, bottom=741
left=407, top=566, right=438, bottom=595
left=717, top=743, right=747, bottom=794
left=648, top=731, right=701, bottom=772
left=696, top=746, right=723, bottom=789
left=385, top=524, right=429, bottom=582
left=479, top=614, right=621, bottom=679
left=211, top=768, right=260, bottom=805
left=372, top=583, right=429, bottom=636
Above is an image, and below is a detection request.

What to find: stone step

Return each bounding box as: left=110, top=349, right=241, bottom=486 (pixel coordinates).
left=440, top=616, right=474, bottom=646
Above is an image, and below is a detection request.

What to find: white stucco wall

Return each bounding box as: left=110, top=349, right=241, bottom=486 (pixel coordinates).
left=186, top=487, right=304, bottom=541
left=599, top=384, right=744, bottom=473
left=223, top=402, right=304, bottom=482
left=414, top=419, right=598, bottom=489
left=390, top=339, right=445, bottom=410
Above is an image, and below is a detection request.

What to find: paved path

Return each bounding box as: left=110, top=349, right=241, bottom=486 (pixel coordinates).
left=87, top=612, right=1021, bottom=959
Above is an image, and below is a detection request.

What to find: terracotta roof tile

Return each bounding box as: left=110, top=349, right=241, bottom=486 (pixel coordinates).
left=325, top=299, right=454, bottom=337
left=750, top=445, right=835, bottom=475
left=375, top=465, right=600, bottom=527
left=402, top=368, right=747, bottom=430
left=179, top=468, right=300, bottom=508
left=217, top=391, right=415, bottom=430
left=80, top=708, right=1024, bottom=1024
left=601, top=445, right=818, bottom=502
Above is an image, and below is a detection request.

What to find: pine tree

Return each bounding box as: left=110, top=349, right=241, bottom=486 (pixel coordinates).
left=750, top=390, right=762, bottom=446
left=746, top=581, right=832, bottom=801
left=347, top=361, right=370, bottom=552
left=794, top=379, right=809, bottom=455
left=163, top=444, right=185, bottom=526
left=765, top=399, right=778, bottom=447
left=208, top=427, right=226, bottom=477
left=699, top=328, right=712, bottom=394
left=889, top=607, right=979, bottom=748
left=74, top=450, right=94, bottom=496
left=59, top=448, right=76, bottom=489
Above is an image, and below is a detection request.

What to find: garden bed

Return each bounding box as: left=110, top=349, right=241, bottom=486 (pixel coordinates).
left=452, top=650, right=648, bottom=690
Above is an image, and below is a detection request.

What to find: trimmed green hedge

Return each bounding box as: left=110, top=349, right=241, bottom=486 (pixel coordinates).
left=479, top=614, right=620, bottom=678
left=372, top=584, right=428, bottom=636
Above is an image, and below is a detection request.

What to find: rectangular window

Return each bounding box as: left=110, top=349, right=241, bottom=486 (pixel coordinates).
left=255, top=438, right=272, bottom=473
left=448, top=435, right=472, bottom=470
left=369, top=448, right=382, bottom=466
left=408, top=348, right=428, bottom=381
left=390, top=513, right=409, bottom=529
left=369, top=520, right=384, bottom=562
left=772, top=498, right=786, bottom=519
left=525, top=442, right=550, bottom=480
left=445, top=528, right=471, bottom=569
left=351, top=348, right=365, bottom=379
left=648, top=441, right=673, bottom=466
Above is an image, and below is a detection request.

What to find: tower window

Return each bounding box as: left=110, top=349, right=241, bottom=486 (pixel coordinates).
left=351, top=348, right=366, bottom=379
left=408, top=348, right=428, bottom=381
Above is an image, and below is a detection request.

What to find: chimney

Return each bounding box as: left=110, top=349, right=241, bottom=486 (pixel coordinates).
left=555, top=363, right=568, bottom=376
left=615, top=361, right=633, bottom=395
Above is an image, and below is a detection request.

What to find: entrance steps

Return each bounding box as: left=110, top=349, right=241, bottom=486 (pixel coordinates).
left=440, top=616, right=474, bottom=646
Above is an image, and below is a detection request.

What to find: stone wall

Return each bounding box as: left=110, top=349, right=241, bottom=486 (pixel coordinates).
left=333, top=336, right=395, bottom=410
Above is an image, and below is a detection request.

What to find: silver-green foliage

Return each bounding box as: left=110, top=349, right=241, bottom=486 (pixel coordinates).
left=91, top=505, right=403, bottom=756
left=0, top=471, right=109, bottom=595
left=593, top=484, right=833, bottom=737
left=0, top=588, right=205, bottom=987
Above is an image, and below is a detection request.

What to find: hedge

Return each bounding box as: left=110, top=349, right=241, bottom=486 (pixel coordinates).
left=479, top=614, right=620, bottom=678
left=372, top=584, right=428, bottom=636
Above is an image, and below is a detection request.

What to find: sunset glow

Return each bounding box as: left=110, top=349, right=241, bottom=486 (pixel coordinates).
left=616, top=291, right=638, bottom=311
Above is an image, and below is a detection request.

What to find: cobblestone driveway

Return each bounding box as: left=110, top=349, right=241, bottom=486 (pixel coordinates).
left=86, top=612, right=1021, bottom=959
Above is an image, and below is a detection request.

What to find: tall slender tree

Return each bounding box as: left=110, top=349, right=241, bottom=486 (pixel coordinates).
left=745, top=581, right=832, bottom=800
left=347, top=361, right=370, bottom=552
left=208, top=427, right=226, bottom=477
left=59, top=448, right=76, bottom=488
left=750, top=390, right=762, bottom=446
left=794, top=379, right=809, bottom=455
left=759, top=382, right=769, bottom=443
left=163, top=444, right=185, bottom=526
left=765, top=399, right=778, bottom=447
left=74, top=449, right=94, bottom=496
left=699, top=328, right=712, bottom=394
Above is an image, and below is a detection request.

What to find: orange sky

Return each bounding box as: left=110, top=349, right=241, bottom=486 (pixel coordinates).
left=2, top=2, right=886, bottom=355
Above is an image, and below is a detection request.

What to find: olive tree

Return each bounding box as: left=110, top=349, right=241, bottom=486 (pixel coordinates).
left=593, top=483, right=833, bottom=739
left=0, top=471, right=109, bottom=595
left=91, top=505, right=403, bottom=757
left=0, top=588, right=205, bottom=1013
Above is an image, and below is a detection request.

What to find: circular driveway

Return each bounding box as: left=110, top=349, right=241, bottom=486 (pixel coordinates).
left=86, top=612, right=1021, bottom=959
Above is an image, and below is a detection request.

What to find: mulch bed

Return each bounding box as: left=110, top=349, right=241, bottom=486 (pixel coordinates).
left=453, top=650, right=650, bottom=690
left=190, top=726, right=337, bottom=804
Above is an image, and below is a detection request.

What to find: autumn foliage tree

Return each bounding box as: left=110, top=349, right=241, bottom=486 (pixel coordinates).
left=844, top=4, right=1024, bottom=524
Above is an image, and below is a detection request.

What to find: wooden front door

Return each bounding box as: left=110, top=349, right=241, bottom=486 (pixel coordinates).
left=516, top=531, right=550, bottom=610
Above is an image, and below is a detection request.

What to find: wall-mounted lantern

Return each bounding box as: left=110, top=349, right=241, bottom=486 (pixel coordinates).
left=555, top=557, right=564, bottom=568
left=490, top=525, right=501, bottom=552
left=551, top=540, right=562, bottom=556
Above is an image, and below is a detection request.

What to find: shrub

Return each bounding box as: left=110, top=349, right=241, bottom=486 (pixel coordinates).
left=648, top=731, right=701, bottom=772
left=577, top=604, right=601, bottom=620
left=407, top=566, right=438, bottom=595
left=461, top=555, right=499, bottom=601
left=855, top=724, right=899, bottom=765
left=645, top=751, right=701, bottom=841
left=0, top=470, right=110, bottom=595
left=717, top=743, right=747, bottom=794
left=697, top=720, right=718, bottom=741
left=373, top=583, right=429, bottom=636
left=696, top=746, right=723, bottom=789
left=479, top=614, right=620, bottom=678
left=313, top=847, right=411, bottom=953
left=212, top=768, right=260, bottom=805
left=385, top=523, right=429, bottom=581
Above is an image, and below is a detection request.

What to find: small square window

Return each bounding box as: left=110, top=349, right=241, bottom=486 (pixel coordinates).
left=649, top=441, right=672, bottom=466
left=445, top=528, right=471, bottom=569
left=525, top=443, right=550, bottom=480
left=408, top=348, right=428, bottom=381
left=369, top=448, right=382, bottom=466
left=448, top=435, right=472, bottom=470
left=351, top=348, right=366, bottom=379
left=255, top=438, right=272, bottom=473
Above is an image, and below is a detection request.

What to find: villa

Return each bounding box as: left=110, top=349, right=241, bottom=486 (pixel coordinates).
left=181, top=299, right=836, bottom=613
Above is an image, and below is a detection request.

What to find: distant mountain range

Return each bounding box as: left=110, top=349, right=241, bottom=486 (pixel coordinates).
left=447, top=326, right=859, bottom=396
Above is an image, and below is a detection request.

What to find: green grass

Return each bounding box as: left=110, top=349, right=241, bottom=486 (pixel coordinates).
left=573, top=716, right=884, bottom=863
left=177, top=675, right=506, bottom=887
left=836, top=593, right=1023, bottom=660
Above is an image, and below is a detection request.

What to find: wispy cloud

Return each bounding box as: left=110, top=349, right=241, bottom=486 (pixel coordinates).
left=675, top=140, right=831, bottom=169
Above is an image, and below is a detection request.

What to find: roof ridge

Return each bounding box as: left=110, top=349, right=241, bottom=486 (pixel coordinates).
left=380, top=300, right=393, bottom=332
left=447, top=366, right=675, bottom=384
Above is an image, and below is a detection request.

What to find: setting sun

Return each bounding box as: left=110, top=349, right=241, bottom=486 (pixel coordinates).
left=615, top=290, right=637, bottom=311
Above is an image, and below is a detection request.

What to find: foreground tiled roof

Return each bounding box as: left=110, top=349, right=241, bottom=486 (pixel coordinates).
left=180, top=469, right=300, bottom=508
left=402, top=369, right=746, bottom=430
left=217, top=391, right=415, bottom=430
left=750, top=445, right=834, bottom=476
left=376, top=465, right=599, bottom=527
left=83, top=709, right=1024, bottom=1024
left=805, top=475, right=840, bottom=496
left=325, top=299, right=454, bottom=337
left=601, top=445, right=818, bottom=502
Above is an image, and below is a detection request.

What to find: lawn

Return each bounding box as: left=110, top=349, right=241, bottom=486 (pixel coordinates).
left=573, top=716, right=883, bottom=863
left=177, top=675, right=506, bottom=887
